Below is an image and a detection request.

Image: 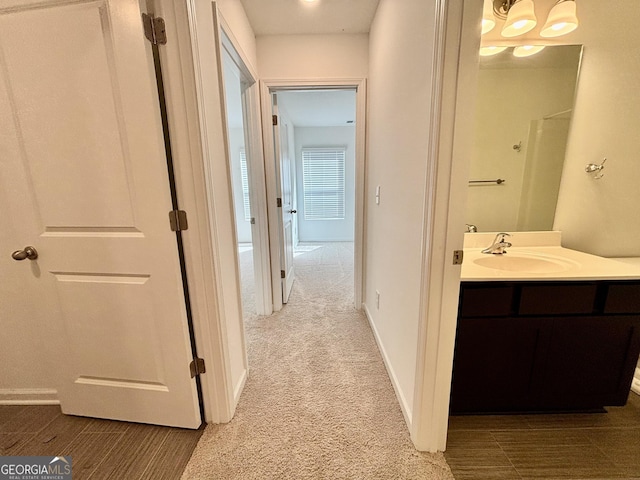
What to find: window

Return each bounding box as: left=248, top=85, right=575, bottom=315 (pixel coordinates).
left=302, top=148, right=346, bottom=220
left=240, top=149, right=251, bottom=221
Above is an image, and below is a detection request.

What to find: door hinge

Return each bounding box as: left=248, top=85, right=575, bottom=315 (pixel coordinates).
left=453, top=249, right=464, bottom=265
left=169, top=210, right=188, bottom=232
left=277, top=197, right=282, bottom=208
left=272, top=114, right=278, bottom=126
left=142, top=13, right=167, bottom=45
left=281, top=269, right=286, bottom=279
left=189, top=357, right=206, bottom=378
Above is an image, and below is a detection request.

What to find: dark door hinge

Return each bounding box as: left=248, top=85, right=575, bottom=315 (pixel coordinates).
left=277, top=198, right=282, bottom=208
left=169, top=210, right=188, bottom=232
left=142, top=13, right=167, bottom=45
left=281, top=270, right=286, bottom=279
left=189, top=357, right=206, bottom=378
left=272, top=114, right=278, bottom=126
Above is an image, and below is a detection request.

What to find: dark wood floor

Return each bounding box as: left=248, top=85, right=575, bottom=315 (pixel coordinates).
left=0, top=405, right=203, bottom=479
left=445, top=392, right=640, bottom=480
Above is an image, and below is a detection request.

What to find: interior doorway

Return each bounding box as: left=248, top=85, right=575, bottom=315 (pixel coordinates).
left=274, top=89, right=358, bottom=305
left=260, top=81, right=367, bottom=312
left=219, top=32, right=270, bottom=318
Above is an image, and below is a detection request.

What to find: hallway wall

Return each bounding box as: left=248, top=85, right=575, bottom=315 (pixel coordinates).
left=364, top=0, right=439, bottom=424
left=256, top=34, right=368, bottom=79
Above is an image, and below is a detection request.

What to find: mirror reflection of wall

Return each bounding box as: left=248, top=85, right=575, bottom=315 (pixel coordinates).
left=467, top=45, right=582, bottom=232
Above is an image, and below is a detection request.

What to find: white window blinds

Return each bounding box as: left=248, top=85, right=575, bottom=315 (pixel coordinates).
left=302, top=148, right=346, bottom=220
left=240, top=150, right=251, bottom=221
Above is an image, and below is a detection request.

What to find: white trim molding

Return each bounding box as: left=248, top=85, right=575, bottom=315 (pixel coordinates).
left=363, top=305, right=412, bottom=427
left=0, top=389, right=59, bottom=405
left=411, top=0, right=482, bottom=452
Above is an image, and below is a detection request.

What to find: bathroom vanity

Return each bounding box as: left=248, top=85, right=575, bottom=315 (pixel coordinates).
left=450, top=233, right=640, bottom=414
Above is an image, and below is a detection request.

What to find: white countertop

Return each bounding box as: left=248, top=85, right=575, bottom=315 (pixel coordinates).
left=462, top=232, right=640, bottom=282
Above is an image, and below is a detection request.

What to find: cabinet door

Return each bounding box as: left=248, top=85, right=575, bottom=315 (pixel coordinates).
left=450, top=317, right=551, bottom=413
left=540, top=316, right=640, bottom=409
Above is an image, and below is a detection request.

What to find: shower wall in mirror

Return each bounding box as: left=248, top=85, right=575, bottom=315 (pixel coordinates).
left=467, top=45, right=582, bottom=232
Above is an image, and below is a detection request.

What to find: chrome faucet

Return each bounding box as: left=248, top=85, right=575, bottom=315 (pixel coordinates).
left=482, top=232, right=512, bottom=255
left=465, top=224, right=478, bottom=233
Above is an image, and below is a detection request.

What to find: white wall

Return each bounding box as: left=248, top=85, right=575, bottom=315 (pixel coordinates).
left=469, top=66, right=578, bottom=232
left=257, top=34, right=368, bottom=79
left=364, top=0, right=438, bottom=423
left=294, top=126, right=356, bottom=242
left=553, top=0, right=640, bottom=257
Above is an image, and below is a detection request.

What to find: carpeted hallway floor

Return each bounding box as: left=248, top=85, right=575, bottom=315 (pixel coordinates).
left=181, top=242, right=454, bottom=479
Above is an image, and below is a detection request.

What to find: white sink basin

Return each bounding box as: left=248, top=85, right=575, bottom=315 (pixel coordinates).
left=473, top=252, right=579, bottom=273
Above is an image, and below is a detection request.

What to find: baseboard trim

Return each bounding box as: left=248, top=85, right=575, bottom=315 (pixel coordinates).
left=0, top=389, right=59, bottom=405
left=632, top=368, right=640, bottom=396
left=363, top=304, right=413, bottom=429
left=233, top=369, right=248, bottom=406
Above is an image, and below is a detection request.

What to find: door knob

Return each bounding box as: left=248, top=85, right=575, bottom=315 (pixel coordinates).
left=11, top=246, right=38, bottom=261
left=288, top=209, right=297, bottom=214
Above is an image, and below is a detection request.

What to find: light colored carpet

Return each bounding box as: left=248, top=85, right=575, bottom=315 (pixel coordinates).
left=182, top=242, right=454, bottom=479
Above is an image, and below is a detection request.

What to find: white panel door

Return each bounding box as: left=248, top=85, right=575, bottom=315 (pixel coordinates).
left=0, top=0, right=201, bottom=428
left=272, top=96, right=295, bottom=303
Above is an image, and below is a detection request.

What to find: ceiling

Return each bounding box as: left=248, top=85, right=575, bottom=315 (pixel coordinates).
left=239, top=0, right=380, bottom=35
left=277, top=90, right=356, bottom=127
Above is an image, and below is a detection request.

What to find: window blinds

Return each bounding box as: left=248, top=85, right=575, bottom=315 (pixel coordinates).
left=302, top=148, right=346, bottom=220
left=240, top=150, right=251, bottom=221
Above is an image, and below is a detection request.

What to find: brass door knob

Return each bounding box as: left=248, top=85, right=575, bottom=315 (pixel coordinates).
left=11, top=246, right=38, bottom=261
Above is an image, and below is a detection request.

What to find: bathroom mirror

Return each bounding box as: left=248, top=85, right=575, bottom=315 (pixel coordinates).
left=466, top=45, right=583, bottom=232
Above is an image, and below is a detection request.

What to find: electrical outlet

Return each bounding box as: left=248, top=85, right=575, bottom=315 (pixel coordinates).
left=376, top=290, right=380, bottom=309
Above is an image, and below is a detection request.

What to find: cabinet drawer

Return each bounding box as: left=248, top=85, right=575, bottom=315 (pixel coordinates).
left=519, top=284, right=597, bottom=315
left=605, top=283, right=640, bottom=314
left=460, top=285, right=514, bottom=317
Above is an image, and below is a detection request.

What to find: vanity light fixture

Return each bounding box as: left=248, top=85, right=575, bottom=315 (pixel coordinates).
left=513, top=45, right=546, bottom=57
left=482, top=0, right=578, bottom=38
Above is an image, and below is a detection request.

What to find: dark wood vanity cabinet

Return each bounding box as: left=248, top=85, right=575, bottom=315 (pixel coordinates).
left=450, top=281, right=640, bottom=414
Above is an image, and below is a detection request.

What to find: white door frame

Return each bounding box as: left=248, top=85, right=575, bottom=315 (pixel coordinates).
left=219, top=26, right=273, bottom=317
left=260, top=79, right=367, bottom=312
left=152, top=0, right=272, bottom=423
left=410, top=0, right=481, bottom=451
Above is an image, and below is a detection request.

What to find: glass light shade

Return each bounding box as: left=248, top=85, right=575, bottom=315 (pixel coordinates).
left=540, top=0, right=578, bottom=37
left=479, top=46, right=508, bottom=57
left=482, top=0, right=496, bottom=34
left=513, top=45, right=546, bottom=57
left=501, top=0, right=537, bottom=38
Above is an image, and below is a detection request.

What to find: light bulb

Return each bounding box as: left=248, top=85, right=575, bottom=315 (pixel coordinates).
left=513, top=45, right=545, bottom=57
left=479, top=46, right=508, bottom=57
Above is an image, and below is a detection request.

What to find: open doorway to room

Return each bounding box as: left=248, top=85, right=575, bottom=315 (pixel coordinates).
left=261, top=83, right=366, bottom=312
left=219, top=35, right=270, bottom=320
left=271, top=89, right=358, bottom=307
